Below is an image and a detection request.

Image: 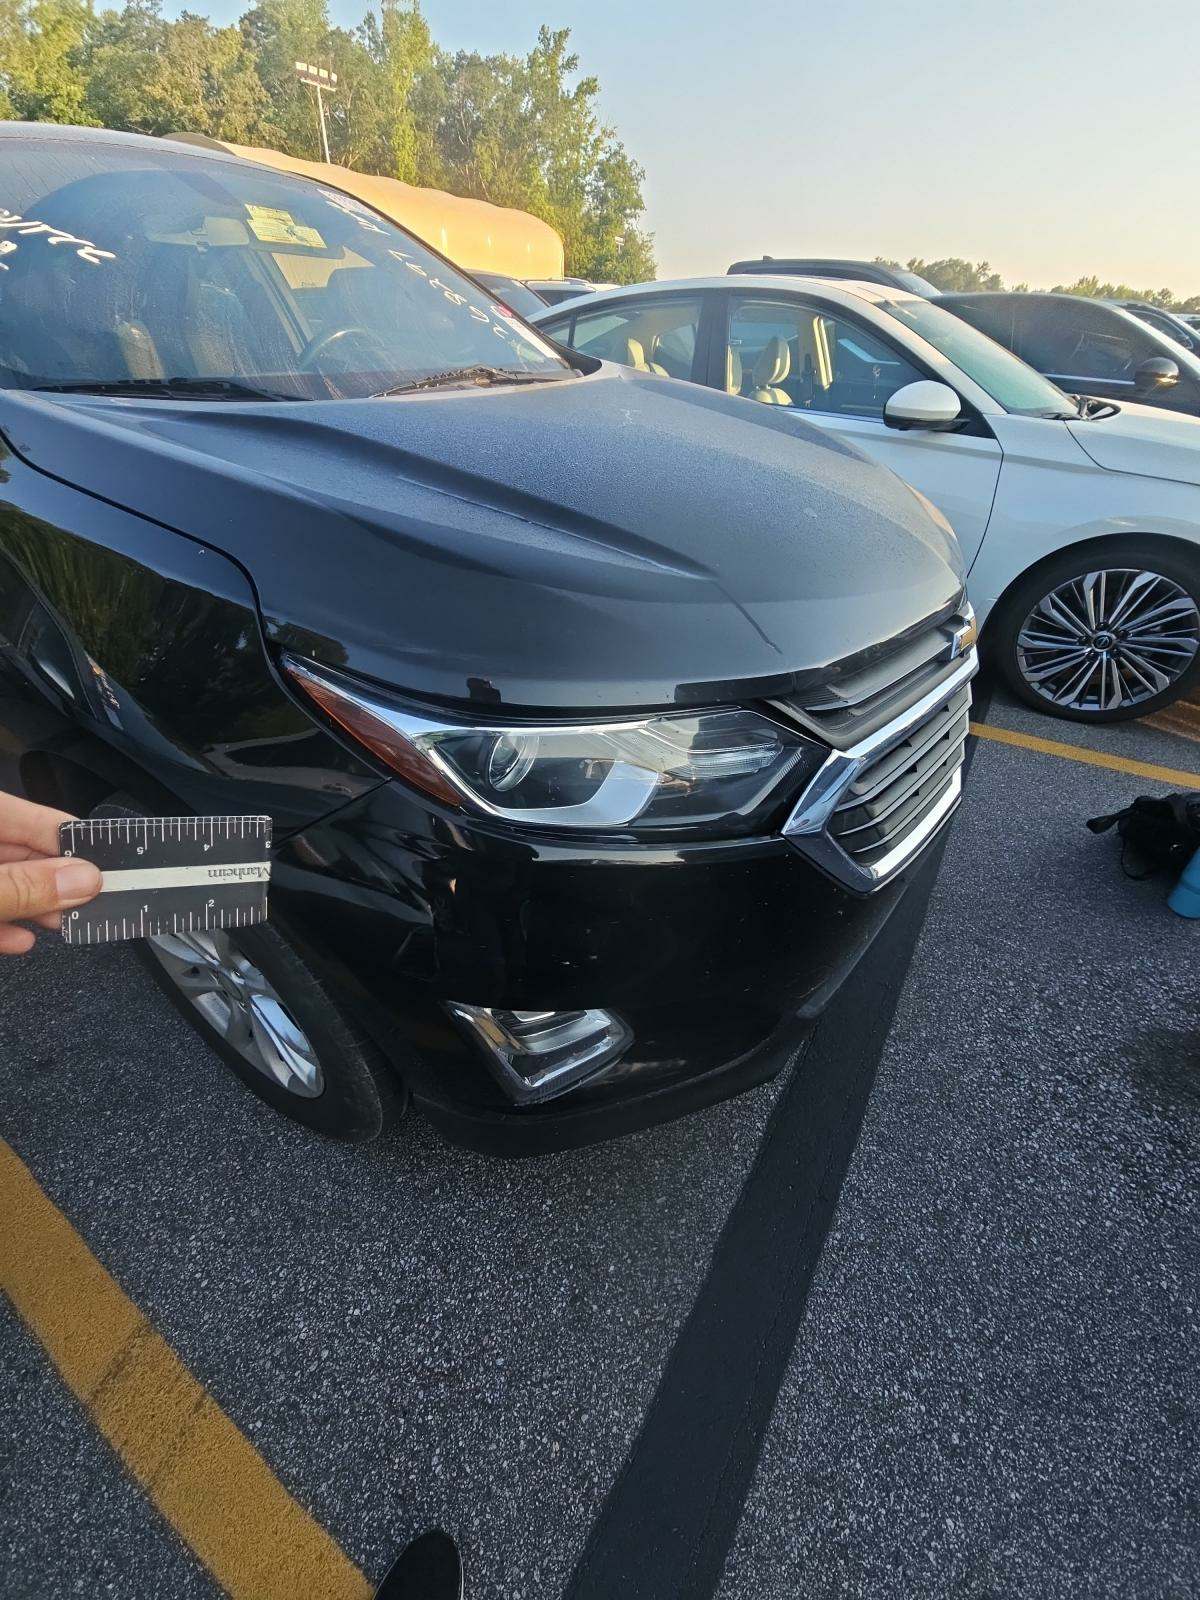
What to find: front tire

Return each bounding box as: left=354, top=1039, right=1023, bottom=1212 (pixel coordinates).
left=990, top=540, right=1200, bottom=722
left=139, top=919, right=405, bottom=1142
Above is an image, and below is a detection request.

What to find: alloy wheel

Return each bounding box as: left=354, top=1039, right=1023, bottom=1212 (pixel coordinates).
left=146, top=929, right=324, bottom=1098
left=1016, top=567, right=1200, bottom=714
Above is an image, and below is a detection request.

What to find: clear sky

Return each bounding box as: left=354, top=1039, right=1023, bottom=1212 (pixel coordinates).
left=166, top=0, right=1200, bottom=295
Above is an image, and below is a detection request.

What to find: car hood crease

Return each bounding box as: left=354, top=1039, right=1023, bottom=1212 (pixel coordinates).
left=0, top=368, right=964, bottom=710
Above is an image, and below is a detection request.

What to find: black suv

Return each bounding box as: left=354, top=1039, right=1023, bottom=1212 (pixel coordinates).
left=938, top=292, right=1200, bottom=416
left=0, top=125, right=974, bottom=1154
left=728, top=257, right=939, bottom=297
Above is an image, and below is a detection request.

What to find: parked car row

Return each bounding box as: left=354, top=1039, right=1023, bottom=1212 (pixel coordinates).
left=0, top=124, right=977, bottom=1153
left=2, top=123, right=1197, bottom=1159
left=1103, top=299, right=1200, bottom=355
left=721, top=259, right=1200, bottom=420
left=533, top=278, right=1200, bottom=721
left=473, top=271, right=612, bottom=317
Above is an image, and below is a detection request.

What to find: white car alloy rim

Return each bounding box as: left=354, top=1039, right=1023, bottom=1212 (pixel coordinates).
left=1016, top=567, right=1200, bottom=713
left=146, top=930, right=324, bottom=1098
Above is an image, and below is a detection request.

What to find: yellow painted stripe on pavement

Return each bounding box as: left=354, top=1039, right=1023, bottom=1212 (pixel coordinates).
left=0, top=1138, right=372, bottom=1600
left=970, top=720, right=1200, bottom=790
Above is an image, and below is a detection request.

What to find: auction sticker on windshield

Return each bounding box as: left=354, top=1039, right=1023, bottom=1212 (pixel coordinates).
left=244, top=205, right=326, bottom=249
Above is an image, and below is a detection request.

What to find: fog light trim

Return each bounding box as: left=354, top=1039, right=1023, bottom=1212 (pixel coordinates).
left=445, top=1003, right=633, bottom=1106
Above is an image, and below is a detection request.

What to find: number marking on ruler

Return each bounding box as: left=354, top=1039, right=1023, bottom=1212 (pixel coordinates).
left=59, top=815, right=272, bottom=946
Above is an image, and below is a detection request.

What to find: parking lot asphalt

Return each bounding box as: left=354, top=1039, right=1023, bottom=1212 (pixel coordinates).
left=2, top=678, right=1199, bottom=1600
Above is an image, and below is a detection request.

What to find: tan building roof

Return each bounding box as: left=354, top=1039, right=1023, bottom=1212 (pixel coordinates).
left=171, top=135, right=565, bottom=280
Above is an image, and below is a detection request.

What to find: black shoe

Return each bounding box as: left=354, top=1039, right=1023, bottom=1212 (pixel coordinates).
left=373, top=1530, right=463, bottom=1599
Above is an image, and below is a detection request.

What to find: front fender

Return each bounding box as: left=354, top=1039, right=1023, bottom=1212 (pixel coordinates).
left=0, top=440, right=384, bottom=829
left=968, top=439, right=1200, bottom=622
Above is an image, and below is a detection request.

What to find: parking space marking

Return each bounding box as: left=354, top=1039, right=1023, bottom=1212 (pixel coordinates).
left=970, top=721, right=1200, bottom=789
left=1144, top=701, right=1200, bottom=745
left=0, top=1137, right=372, bottom=1600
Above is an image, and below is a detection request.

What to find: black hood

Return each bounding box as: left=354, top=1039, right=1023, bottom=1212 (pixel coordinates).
left=0, top=365, right=963, bottom=711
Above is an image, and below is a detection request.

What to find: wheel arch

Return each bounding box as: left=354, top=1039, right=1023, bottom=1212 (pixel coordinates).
left=19, top=742, right=183, bottom=818
left=979, top=529, right=1200, bottom=651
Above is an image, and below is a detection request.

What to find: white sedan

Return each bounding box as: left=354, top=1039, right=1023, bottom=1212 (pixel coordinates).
left=533, top=277, right=1200, bottom=722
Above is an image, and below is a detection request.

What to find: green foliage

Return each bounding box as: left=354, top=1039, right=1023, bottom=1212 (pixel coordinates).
left=879, top=254, right=1198, bottom=310
left=0, top=0, right=93, bottom=124
left=1047, top=274, right=1200, bottom=311
left=0, top=0, right=654, bottom=280
left=427, top=28, right=652, bottom=282
left=85, top=0, right=265, bottom=139
left=906, top=257, right=1004, bottom=293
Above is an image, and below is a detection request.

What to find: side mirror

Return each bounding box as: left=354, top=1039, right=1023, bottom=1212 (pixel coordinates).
left=1133, top=356, right=1180, bottom=394
left=883, top=380, right=963, bottom=431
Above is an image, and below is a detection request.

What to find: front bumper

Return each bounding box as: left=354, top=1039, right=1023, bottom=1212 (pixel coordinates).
left=269, top=780, right=914, bottom=1154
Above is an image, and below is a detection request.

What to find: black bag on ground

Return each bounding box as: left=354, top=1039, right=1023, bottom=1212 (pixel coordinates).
left=1087, top=792, right=1200, bottom=878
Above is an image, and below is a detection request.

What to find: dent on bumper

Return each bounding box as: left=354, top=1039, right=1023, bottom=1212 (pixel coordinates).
left=268, top=779, right=915, bottom=1152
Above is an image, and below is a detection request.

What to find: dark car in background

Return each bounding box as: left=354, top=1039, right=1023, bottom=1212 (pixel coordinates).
left=938, top=292, right=1200, bottom=416
left=525, top=276, right=608, bottom=304
left=471, top=272, right=549, bottom=318
left=469, top=274, right=604, bottom=316
left=1105, top=299, right=1200, bottom=354
left=0, top=124, right=974, bottom=1155
left=728, top=257, right=939, bottom=297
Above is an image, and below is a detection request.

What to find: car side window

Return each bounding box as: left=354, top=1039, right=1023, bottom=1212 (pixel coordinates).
left=1135, top=309, right=1194, bottom=351
left=1008, top=302, right=1149, bottom=381
left=725, top=298, right=922, bottom=419
left=551, top=300, right=704, bottom=381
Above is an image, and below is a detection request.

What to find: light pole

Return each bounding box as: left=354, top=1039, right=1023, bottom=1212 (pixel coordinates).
left=294, top=60, right=338, bottom=164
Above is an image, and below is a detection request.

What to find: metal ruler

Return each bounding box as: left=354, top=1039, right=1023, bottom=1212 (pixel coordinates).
left=58, top=815, right=272, bottom=946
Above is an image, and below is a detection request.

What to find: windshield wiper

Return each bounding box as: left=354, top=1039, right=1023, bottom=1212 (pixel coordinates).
left=31, top=376, right=295, bottom=402
left=1058, top=393, right=1121, bottom=421
left=1040, top=394, right=1086, bottom=420
left=373, top=365, right=566, bottom=398
left=1082, top=397, right=1121, bottom=420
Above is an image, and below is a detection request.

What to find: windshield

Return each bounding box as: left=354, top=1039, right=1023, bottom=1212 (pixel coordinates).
left=882, top=296, right=1073, bottom=416
left=0, top=136, right=571, bottom=400
left=892, top=269, right=939, bottom=297
left=474, top=273, right=549, bottom=319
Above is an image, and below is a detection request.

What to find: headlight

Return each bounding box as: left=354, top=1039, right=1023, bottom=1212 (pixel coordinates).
left=285, top=656, right=816, bottom=833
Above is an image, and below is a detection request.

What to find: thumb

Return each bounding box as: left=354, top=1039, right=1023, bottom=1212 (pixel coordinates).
left=0, top=857, right=102, bottom=925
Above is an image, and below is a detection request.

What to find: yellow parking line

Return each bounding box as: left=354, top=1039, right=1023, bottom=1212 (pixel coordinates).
left=0, top=1138, right=372, bottom=1600
left=970, top=721, right=1200, bottom=790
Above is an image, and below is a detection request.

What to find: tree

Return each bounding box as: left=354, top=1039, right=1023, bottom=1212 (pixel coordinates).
left=238, top=0, right=333, bottom=160
left=906, top=257, right=1004, bottom=293
left=3, top=3, right=655, bottom=280
left=83, top=0, right=266, bottom=141
left=1049, top=275, right=1181, bottom=308
left=430, top=28, right=653, bottom=280
left=876, top=252, right=1199, bottom=309
left=0, top=0, right=93, bottom=124
left=357, top=0, right=441, bottom=185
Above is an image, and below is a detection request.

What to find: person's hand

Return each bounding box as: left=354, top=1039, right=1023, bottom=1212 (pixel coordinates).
left=0, top=791, right=101, bottom=955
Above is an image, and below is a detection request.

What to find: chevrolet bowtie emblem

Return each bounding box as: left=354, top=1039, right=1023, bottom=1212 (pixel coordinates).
left=950, top=609, right=978, bottom=660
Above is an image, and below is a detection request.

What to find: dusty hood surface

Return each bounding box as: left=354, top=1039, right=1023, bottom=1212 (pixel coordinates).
left=1067, top=401, right=1200, bottom=488
left=0, top=365, right=963, bottom=710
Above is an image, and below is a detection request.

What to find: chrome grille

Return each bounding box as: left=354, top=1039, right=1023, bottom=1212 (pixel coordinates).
left=829, top=685, right=971, bottom=866
left=782, top=648, right=978, bottom=892
left=781, top=606, right=975, bottom=747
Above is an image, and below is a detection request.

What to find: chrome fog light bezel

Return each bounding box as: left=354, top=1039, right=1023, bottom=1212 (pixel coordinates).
left=445, top=1003, right=633, bottom=1106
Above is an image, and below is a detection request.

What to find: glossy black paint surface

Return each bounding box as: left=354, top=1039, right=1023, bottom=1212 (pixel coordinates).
left=0, top=369, right=962, bottom=713
left=0, top=446, right=382, bottom=829
left=0, top=396, right=939, bottom=1148
left=270, top=777, right=906, bottom=1152
left=0, top=127, right=967, bottom=1152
